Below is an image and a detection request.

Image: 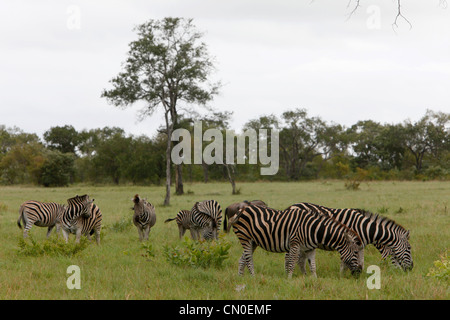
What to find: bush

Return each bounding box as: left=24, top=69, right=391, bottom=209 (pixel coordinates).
left=163, top=236, right=231, bottom=269
left=107, top=216, right=132, bottom=232
left=427, top=250, right=449, bottom=284
left=141, top=241, right=155, bottom=260
left=17, top=235, right=89, bottom=257
left=39, top=150, right=75, bottom=187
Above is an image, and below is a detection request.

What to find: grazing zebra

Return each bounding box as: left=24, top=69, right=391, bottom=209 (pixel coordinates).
left=223, top=200, right=266, bottom=233
left=59, top=195, right=94, bottom=243
left=230, top=204, right=363, bottom=278
left=132, top=194, right=156, bottom=241
left=17, top=201, right=65, bottom=238
left=165, top=209, right=216, bottom=240
left=291, top=202, right=413, bottom=271
left=191, top=200, right=222, bottom=240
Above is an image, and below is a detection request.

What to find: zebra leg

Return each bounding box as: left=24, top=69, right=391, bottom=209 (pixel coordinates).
left=297, top=250, right=308, bottom=275
left=95, top=228, right=101, bottom=245
left=46, top=225, right=55, bottom=238
left=286, top=245, right=300, bottom=279
left=306, top=250, right=317, bottom=278
left=191, top=228, right=199, bottom=241
left=238, top=254, right=246, bottom=275
left=23, top=221, right=34, bottom=239
left=61, top=229, right=70, bottom=243
left=75, top=229, right=82, bottom=244
left=239, top=241, right=256, bottom=276
left=340, top=261, right=348, bottom=276
left=55, top=223, right=62, bottom=238
left=178, top=225, right=186, bottom=239
left=137, top=227, right=144, bottom=241
left=143, top=226, right=150, bottom=241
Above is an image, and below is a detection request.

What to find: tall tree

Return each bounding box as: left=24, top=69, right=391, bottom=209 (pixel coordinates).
left=403, top=110, right=450, bottom=172
left=279, top=108, right=327, bottom=180
left=102, top=17, right=220, bottom=205
left=43, top=125, right=80, bottom=154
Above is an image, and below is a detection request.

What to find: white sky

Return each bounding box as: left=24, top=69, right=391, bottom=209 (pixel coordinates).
left=1, top=0, right=449, bottom=139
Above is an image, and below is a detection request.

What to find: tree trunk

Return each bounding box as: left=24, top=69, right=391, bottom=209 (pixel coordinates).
left=202, top=161, right=209, bottom=183
left=224, top=164, right=237, bottom=194
left=164, top=110, right=173, bottom=206
left=175, top=164, right=184, bottom=195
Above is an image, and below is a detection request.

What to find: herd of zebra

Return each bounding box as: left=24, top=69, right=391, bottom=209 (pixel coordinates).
left=16, top=194, right=413, bottom=278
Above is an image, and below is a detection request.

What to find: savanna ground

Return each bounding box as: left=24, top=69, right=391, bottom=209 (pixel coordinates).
left=0, top=181, right=448, bottom=300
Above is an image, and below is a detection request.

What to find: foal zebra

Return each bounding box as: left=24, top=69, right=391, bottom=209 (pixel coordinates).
left=230, top=204, right=363, bottom=278
left=165, top=209, right=217, bottom=240
left=17, top=201, right=65, bottom=238
left=132, top=194, right=156, bottom=241
left=191, top=200, right=222, bottom=240
left=59, top=195, right=95, bottom=243
left=291, top=202, right=413, bottom=271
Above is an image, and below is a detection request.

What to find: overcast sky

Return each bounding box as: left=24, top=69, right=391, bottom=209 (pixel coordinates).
left=1, top=0, right=449, bottom=139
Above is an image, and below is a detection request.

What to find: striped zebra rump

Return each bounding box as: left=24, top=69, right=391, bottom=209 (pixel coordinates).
left=291, top=202, right=413, bottom=271
left=17, top=200, right=65, bottom=238
left=132, top=194, right=156, bottom=241
left=165, top=210, right=194, bottom=239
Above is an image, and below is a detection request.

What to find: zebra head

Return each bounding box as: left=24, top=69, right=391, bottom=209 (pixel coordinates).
left=67, top=195, right=94, bottom=219
left=390, top=230, right=413, bottom=271
left=341, top=230, right=364, bottom=276
left=132, top=194, right=144, bottom=213
left=201, top=219, right=218, bottom=240
left=82, top=199, right=94, bottom=218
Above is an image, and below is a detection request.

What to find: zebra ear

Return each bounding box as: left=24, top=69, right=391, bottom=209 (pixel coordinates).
left=405, top=230, right=410, bottom=240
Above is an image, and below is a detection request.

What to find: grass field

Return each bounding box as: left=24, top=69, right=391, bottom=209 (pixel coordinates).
left=0, top=181, right=448, bottom=300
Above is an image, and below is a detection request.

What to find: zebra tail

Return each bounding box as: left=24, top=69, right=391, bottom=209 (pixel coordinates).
left=228, top=208, right=246, bottom=228
left=17, top=205, right=25, bottom=229
left=164, top=218, right=176, bottom=223
left=223, top=210, right=229, bottom=233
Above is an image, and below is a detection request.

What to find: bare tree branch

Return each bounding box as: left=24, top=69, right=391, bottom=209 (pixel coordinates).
left=392, top=0, right=413, bottom=31
left=346, top=0, right=361, bottom=21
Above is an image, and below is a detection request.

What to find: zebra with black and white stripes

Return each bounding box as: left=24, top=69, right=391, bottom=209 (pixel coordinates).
left=191, top=200, right=222, bottom=240
left=230, top=204, right=363, bottom=278
left=72, top=202, right=102, bottom=245
left=17, top=200, right=65, bottom=238
left=132, top=194, right=156, bottom=241
left=59, top=194, right=95, bottom=243
left=291, top=202, right=413, bottom=271
left=165, top=209, right=217, bottom=240
left=165, top=210, right=193, bottom=239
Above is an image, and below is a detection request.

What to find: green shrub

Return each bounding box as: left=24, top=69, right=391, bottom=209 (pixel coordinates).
left=17, top=235, right=89, bottom=257
left=107, top=216, right=132, bottom=232
left=141, top=241, right=155, bottom=259
left=427, top=250, right=449, bottom=284
left=163, top=236, right=231, bottom=269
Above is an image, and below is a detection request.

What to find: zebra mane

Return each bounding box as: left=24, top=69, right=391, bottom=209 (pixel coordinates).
left=353, top=208, right=408, bottom=233
left=67, top=194, right=90, bottom=205
left=290, top=203, right=363, bottom=244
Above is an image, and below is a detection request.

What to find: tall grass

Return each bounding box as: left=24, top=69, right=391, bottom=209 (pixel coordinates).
left=0, top=181, right=448, bottom=299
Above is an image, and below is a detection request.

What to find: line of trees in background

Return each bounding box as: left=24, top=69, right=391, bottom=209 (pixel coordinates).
left=0, top=108, right=448, bottom=187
